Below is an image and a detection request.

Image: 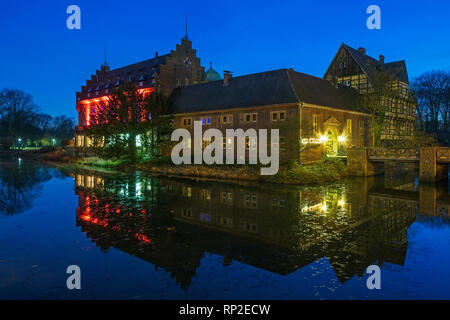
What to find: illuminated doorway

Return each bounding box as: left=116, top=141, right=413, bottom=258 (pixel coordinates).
left=325, top=128, right=338, bottom=157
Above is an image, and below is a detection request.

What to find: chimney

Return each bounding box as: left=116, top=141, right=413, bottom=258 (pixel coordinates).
left=358, top=47, right=366, bottom=55
left=379, top=54, right=385, bottom=64
left=223, top=71, right=232, bottom=86
left=155, top=51, right=158, bottom=58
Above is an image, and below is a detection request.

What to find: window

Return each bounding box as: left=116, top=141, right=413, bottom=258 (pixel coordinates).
left=176, top=79, right=180, bottom=87
left=245, top=137, right=257, bottom=150
left=272, top=198, right=285, bottom=208
left=200, top=189, right=211, bottom=200
left=182, top=118, right=192, bottom=127
left=271, top=111, right=286, bottom=121
left=221, top=114, right=233, bottom=124
left=202, top=117, right=211, bottom=125
left=313, top=115, right=319, bottom=133
left=244, top=222, right=257, bottom=233
left=223, top=137, right=232, bottom=150
left=183, top=138, right=191, bottom=149
left=221, top=192, right=233, bottom=204
left=76, top=135, right=84, bottom=147
left=185, top=78, right=189, bottom=85
left=244, top=194, right=257, bottom=208
left=182, top=186, right=191, bottom=197
left=360, top=120, right=365, bottom=135
left=280, top=137, right=286, bottom=152
left=182, top=209, right=192, bottom=217
left=347, top=119, right=352, bottom=135
left=272, top=112, right=278, bottom=121
left=220, top=217, right=233, bottom=226
left=244, top=113, right=257, bottom=123
left=200, top=213, right=211, bottom=222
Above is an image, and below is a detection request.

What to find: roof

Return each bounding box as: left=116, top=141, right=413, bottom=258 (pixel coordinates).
left=205, top=63, right=221, bottom=81
left=340, top=44, right=409, bottom=83
left=170, top=68, right=362, bottom=114
left=78, top=54, right=170, bottom=98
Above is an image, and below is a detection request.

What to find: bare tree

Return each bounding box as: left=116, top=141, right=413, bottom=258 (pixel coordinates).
left=0, top=89, right=40, bottom=149
left=411, top=70, right=450, bottom=145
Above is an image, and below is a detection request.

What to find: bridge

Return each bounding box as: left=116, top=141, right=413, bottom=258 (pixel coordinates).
left=348, top=147, right=450, bottom=182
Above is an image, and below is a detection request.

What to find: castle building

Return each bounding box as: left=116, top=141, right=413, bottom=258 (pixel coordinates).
left=74, top=39, right=414, bottom=163
left=324, top=44, right=416, bottom=142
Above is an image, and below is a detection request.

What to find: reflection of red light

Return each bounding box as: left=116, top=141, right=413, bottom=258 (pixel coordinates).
left=135, top=233, right=151, bottom=243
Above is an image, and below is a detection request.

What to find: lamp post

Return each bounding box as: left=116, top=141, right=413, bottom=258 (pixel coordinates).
left=52, top=139, right=56, bottom=146
left=17, top=138, right=22, bottom=149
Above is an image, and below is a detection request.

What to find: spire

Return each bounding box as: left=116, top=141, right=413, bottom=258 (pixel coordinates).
left=101, top=45, right=110, bottom=72
left=185, top=12, right=188, bottom=40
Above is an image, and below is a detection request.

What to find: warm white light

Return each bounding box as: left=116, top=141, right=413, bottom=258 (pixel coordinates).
left=338, top=199, right=345, bottom=206
left=320, top=135, right=328, bottom=142
left=338, top=136, right=346, bottom=143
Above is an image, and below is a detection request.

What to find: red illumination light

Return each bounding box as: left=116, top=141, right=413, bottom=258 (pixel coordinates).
left=78, top=88, right=154, bottom=126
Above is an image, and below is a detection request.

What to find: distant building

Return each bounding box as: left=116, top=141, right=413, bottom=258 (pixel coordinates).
left=74, top=40, right=414, bottom=163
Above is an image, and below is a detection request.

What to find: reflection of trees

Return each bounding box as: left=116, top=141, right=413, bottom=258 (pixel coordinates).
left=0, top=160, right=54, bottom=215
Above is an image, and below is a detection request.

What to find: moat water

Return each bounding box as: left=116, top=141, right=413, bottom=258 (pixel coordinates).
left=1, top=157, right=450, bottom=299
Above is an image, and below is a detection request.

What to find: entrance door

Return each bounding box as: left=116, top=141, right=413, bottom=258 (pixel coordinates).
left=326, top=128, right=338, bottom=157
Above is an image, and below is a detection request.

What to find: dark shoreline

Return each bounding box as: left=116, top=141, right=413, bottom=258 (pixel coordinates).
left=2, top=148, right=350, bottom=186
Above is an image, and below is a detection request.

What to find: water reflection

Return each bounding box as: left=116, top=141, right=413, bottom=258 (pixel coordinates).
left=73, top=167, right=449, bottom=289
left=0, top=158, right=59, bottom=215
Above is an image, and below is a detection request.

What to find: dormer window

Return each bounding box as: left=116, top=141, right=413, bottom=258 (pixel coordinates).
left=105, top=81, right=110, bottom=89
left=115, top=78, right=121, bottom=87
left=128, top=75, right=133, bottom=82
left=138, top=73, right=147, bottom=81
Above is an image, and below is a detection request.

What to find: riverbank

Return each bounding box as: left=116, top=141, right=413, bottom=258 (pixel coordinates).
left=78, top=156, right=348, bottom=185
left=8, top=148, right=348, bottom=185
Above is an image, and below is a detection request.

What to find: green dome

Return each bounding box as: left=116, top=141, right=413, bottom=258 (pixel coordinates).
left=205, top=62, right=221, bottom=81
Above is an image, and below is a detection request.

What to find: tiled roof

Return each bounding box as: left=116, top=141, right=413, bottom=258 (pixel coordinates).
left=343, top=44, right=409, bottom=83
left=170, top=69, right=362, bottom=114
left=78, top=54, right=170, bottom=99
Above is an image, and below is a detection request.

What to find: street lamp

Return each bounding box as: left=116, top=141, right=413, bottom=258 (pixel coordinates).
left=52, top=139, right=56, bottom=146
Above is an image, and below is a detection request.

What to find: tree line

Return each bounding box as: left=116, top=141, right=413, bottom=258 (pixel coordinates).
left=0, top=88, right=75, bottom=150
left=411, top=70, right=450, bottom=146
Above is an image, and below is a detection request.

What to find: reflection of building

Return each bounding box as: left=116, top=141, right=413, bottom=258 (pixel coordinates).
left=74, top=40, right=414, bottom=161
left=73, top=170, right=419, bottom=287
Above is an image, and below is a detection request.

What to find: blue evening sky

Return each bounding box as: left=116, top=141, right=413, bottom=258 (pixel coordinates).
left=0, top=0, right=449, bottom=120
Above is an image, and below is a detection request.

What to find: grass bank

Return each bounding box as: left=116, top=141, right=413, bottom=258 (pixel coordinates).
left=23, top=148, right=347, bottom=185
left=135, top=157, right=347, bottom=185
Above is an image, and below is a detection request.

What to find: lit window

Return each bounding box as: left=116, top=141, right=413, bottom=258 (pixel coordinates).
left=202, top=117, right=211, bottom=125
left=223, top=137, right=232, bottom=150
left=347, top=119, right=352, bottom=135
left=245, top=137, right=257, bottom=150
left=182, top=186, right=191, bottom=197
